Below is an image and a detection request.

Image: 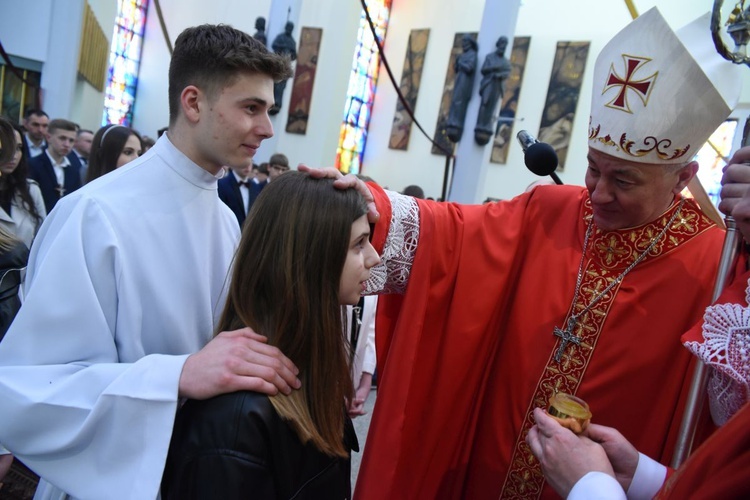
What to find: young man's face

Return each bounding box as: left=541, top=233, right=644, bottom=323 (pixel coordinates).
left=231, top=163, right=253, bottom=179
left=74, top=131, right=94, bottom=157
left=47, top=128, right=77, bottom=161
left=269, top=162, right=290, bottom=180
left=193, top=73, right=274, bottom=174
left=24, top=114, right=49, bottom=143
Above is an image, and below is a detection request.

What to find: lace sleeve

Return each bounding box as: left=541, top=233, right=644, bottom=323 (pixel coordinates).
left=683, top=284, right=750, bottom=425
left=363, top=191, right=420, bottom=295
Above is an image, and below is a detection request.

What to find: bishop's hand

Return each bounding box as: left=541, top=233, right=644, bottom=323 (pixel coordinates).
left=719, top=146, right=750, bottom=217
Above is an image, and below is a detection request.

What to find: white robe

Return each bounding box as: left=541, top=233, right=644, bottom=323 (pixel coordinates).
left=0, top=135, right=240, bottom=500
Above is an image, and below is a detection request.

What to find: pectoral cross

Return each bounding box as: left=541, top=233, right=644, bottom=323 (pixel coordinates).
left=553, top=317, right=582, bottom=363
left=55, top=184, right=66, bottom=197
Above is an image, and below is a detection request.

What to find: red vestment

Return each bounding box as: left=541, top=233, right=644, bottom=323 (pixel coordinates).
left=356, top=185, right=726, bottom=499
left=656, top=401, right=750, bottom=498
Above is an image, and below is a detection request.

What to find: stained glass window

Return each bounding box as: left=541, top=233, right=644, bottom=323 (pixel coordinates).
left=694, top=119, right=739, bottom=208
left=335, top=0, right=392, bottom=174
left=102, top=0, right=149, bottom=126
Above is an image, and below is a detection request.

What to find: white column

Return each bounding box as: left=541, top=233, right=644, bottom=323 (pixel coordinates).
left=41, top=0, right=85, bottom=120
left=448, top=0, right=522, bottom=203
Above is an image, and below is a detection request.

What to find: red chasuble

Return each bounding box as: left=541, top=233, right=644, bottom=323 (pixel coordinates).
left=356, top=184, right=726, bottom=500
left=656, top=401, right=750, bottom=498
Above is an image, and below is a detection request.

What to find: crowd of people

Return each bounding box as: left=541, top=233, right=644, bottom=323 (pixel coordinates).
left=0, top=7, right=748, bottom=500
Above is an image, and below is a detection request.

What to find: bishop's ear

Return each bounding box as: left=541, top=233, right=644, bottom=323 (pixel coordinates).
left=672, top=161, right=699, bottom=194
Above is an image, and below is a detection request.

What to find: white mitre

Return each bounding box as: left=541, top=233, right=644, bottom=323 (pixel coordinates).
left=588, top=8, right=742, bottom=164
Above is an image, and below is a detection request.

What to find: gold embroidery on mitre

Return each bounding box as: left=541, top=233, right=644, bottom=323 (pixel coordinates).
left=499, top=197, right=716, bottom=499
left=587, top=124, right=691, bottom=161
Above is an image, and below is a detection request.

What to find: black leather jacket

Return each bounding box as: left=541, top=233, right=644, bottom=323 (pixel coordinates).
left=161, top=391, right=358, bottom=499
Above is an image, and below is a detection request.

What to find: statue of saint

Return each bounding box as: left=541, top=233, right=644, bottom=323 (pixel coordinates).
left=270, top=21, right=297, bottom=115
left=474, top=36, right=512, bottom=145
left=445, top=35, right=478, bottom=143
left=253, top=17, right=267, bottom=46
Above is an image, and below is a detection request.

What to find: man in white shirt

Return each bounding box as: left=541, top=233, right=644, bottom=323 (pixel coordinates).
left=22, top=108, right=49, bottom=158
left=0, top=24, right=298, bottom=500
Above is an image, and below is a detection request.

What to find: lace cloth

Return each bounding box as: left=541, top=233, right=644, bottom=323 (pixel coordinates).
left=363, top=191, right=420, bottom=295
left=684, top=277, right=750, bottom=425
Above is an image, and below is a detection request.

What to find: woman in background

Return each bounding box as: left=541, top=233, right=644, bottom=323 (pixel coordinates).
left=162, top=172, right=380, bottom=498
left=0, top=125, right=46, bottom=249
left=86, top=124, right=143, bottom=183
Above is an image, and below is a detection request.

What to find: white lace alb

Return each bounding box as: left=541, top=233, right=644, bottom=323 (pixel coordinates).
left=363, top=191, right=420, bottom=295
left=684, top=278, right=750, bottom=425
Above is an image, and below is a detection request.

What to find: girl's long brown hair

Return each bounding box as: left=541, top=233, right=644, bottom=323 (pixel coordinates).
left=217, top=171, right=366, bottom=457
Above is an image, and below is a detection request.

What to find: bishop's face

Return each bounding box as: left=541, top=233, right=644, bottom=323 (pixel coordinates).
left=584, top=147, right=695, bottom=231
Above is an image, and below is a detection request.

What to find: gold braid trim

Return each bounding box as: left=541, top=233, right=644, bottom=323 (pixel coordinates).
left=499, top=197, right=716, bottom=499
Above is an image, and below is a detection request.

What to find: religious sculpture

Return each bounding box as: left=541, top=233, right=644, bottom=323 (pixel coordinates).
left=253, top=17, right=267, bottom=46
left=270, top=21, right=298, bottom=115
left=445, top=35, right=478, bottom=143
left=474, top=36, right=512, bottom=145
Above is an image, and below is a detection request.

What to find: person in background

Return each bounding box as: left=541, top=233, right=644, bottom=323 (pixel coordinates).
left=27, top=118, right=83, bottom=212
left=347, top=295, right=378, bottom=418
left=402, top=184, right=425, bottom=199
left=0, top=125, right=46, bottom=249
left=85, top=124, right=143, bottom=183
left=21, top=109, right=49, bottom=158
left=268, top=152, right=290, bottom=181
left=162, top=172, right=380, bottom=498
left=218, top=160, right=254, bottom=227
left=141, top=135, right=156, bottom=153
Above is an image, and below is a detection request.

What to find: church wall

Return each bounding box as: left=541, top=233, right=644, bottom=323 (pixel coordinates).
left=70, top=0, right=118, bottom=131
left=0, top=0, right=115, bottom=130
left=356, top=0, right=746, bottom=201
left=259, top=0, right=364, bottom=169
left=0, top=0, right=53, bottom=64
left=359, top=0, right=486, bottom=193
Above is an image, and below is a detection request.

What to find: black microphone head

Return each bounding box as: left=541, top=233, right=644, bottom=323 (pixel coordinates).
left=524, top=142, right=559, bottom=176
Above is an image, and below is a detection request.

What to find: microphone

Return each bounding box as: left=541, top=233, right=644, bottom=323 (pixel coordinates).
left=516, top=130, right=562, bottom=185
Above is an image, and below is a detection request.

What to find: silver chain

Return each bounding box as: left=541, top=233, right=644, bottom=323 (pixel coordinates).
left=566, top=198, right=686, bottom=325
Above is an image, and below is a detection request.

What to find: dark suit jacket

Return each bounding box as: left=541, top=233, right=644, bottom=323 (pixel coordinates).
left=217, top=174, right=246, bottom=227
left=28, top=151, right=83, bottom=213
left=217, top=175, right=266, bottom=227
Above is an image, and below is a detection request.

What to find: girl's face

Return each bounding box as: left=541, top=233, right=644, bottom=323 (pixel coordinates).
left=338, top=215, right=380, bottom=305
left=116, top=134, right=142, bottom=169
left=0, top=130, right=23, bottom=175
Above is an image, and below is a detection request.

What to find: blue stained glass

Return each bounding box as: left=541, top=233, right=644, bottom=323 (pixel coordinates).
left=335, top=0, right=392, bottom=174
left=103, top=0, right=149, bottom=126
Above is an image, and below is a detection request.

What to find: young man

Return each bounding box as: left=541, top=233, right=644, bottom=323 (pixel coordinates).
left=268, top=152, right=290, bottom=180
left=0, top=24, right=297, bottom=500
left=322, top=9, right=742, bottom=499
left=22, top=108, right=49, bottom=158
left=28, top=118, right=83, bottom=212
left=526, top=147, right=750, bottom=499
left=218, top=161, right=255, bottom=226
left=70, top=128, right=94, bottom=180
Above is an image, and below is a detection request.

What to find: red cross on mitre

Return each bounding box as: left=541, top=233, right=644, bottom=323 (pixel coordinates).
left=603, top=55, right=658, bottom=114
